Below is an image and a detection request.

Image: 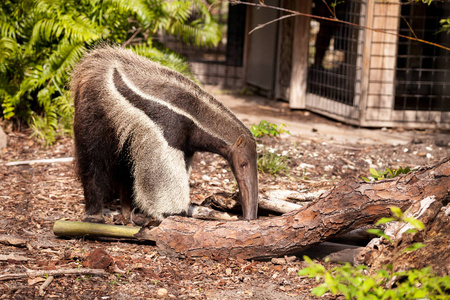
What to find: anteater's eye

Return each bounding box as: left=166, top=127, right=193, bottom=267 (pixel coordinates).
left=240, top=162, right=248, bottom=168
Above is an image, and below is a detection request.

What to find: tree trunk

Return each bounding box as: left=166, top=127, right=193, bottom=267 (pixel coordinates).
left=142, top=156, right=450, bottom=260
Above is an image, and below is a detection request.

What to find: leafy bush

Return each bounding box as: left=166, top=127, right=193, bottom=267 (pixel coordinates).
left=251, top=120, right=290, bottom=138
left=298, top=207, right=450, bottom=299
left=0, top=0, right=221, bottom=144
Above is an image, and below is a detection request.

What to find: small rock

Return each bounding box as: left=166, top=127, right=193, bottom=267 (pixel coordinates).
left=435, top=140, right=450, bottom=147
left=324, top=165, right=334, bottom=172
left=416, top=152, right=426, bottom=157
left=285, top=256, right=297, bottom=263
left=86, top=248, right=113, bottom=269
left=271, top=257, right=286, bottom=265
left=202, top=175, right=211, bottom=181
left=299, top=163, right=315, bottom=169
left=156, top=288, right=168, bottom=298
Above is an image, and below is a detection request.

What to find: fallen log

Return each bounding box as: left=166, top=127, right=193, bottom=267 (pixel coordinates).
left=143, top=155, right=450, bottom=260
left=54, top=156, right=450, bottom=261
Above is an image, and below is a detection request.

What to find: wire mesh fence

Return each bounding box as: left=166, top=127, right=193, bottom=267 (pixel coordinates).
left=306, top=0, right=364, bottom=107
left=394, top=1, right=450, bottom=112
left=157, top=3, right=244, bottom=88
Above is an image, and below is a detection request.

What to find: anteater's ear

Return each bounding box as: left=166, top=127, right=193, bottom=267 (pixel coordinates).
left=235, top=135, right=246, bottom=148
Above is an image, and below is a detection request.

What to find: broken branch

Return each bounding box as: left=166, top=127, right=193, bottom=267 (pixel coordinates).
left=0, top=268, right=107, bottom=281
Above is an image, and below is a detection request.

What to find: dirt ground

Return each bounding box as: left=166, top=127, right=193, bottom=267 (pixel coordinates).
left=1, top=88, right=450, bottom=299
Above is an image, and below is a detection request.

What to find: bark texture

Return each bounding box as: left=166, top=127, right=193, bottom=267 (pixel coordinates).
left=148, top=156, right=450, bottom=260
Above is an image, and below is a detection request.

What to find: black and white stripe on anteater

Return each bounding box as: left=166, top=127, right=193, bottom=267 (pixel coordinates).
left=70, top=46, right=259, bottom=222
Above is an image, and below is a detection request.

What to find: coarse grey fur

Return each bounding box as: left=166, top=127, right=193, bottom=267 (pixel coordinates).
left=71, top=46, right=258, bottom=222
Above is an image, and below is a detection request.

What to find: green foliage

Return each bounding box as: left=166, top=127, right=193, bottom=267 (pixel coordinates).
left=414, top=0, right=450, bottom=34
left=257, top=149, right=290, bottom=176
left=438, top=18, right=450, bottom=34
left=367, top=206, right=426, bottom=253
left=362, top=166, right=413, bottom=182
left=0, top=0, right=221, bottom=144
left=298, top=207, right=450, bottom=299
left=299, top=257, right=450, bottom=300
left=251, top=120, right=290, bottom=138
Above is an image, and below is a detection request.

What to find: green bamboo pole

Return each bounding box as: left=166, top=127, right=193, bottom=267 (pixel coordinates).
left=53, top=220, right=143, bottom=239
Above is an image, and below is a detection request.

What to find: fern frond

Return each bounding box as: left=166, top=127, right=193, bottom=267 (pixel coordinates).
left=169, top=21, right=221, bottom=47
left=105, top=0, right=156, bottom=28
left=160, top=0, right=221, bottom=47
left=59, top=14, right=106, bottom=43
left=0, top=19, right=17, bottom=39
left=0, top=37, right=18, bottom=65
left=39, top=41, right=86, bottom=88
left=129, top=43, right=192, bottom=78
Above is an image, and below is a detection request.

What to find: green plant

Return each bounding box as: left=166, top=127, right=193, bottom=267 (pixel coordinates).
left=298, top=207, right=450, bottom=299
left=362, top=166, right=413, bottom=182
left=367, top=206, right=426, bottom=259
left=251, top=120, right=290, bottom=138
left=257, top=149, right=290, bottom=175
left=299, top=257, right=450, bottom=300
left=0, top=0, right=221, bottom=144
left=109, top=273, right=126, bottom=286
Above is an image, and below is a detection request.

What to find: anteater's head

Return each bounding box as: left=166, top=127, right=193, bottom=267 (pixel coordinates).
left=228, top=134, right=258, bottom=220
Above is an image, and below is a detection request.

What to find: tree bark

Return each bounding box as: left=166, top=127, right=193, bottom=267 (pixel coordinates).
left=143, top=156, right=450, bottom=260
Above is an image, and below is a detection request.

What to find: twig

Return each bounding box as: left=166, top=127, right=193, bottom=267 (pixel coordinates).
left=340, top=157, right=356, bottom=166
left=259, top=197, right=302, bottom=214
left=322, top=0, right=336, bottom=19
left=249, top=13, right=296, bottom=34
left=4, top=157, right=74, bottom=166
left=230, top=0, right=450, bottom=52
left=0, top=268, right=107, bottom=281
left=39, top=276, right=54, bottom=296
left=401, top=16, right=418, bottom=40
left=0, top=254, right=30, bottom=261
left=122, top=27, right=142, bottom=48
left=0, top=234, right=29, bottom=247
